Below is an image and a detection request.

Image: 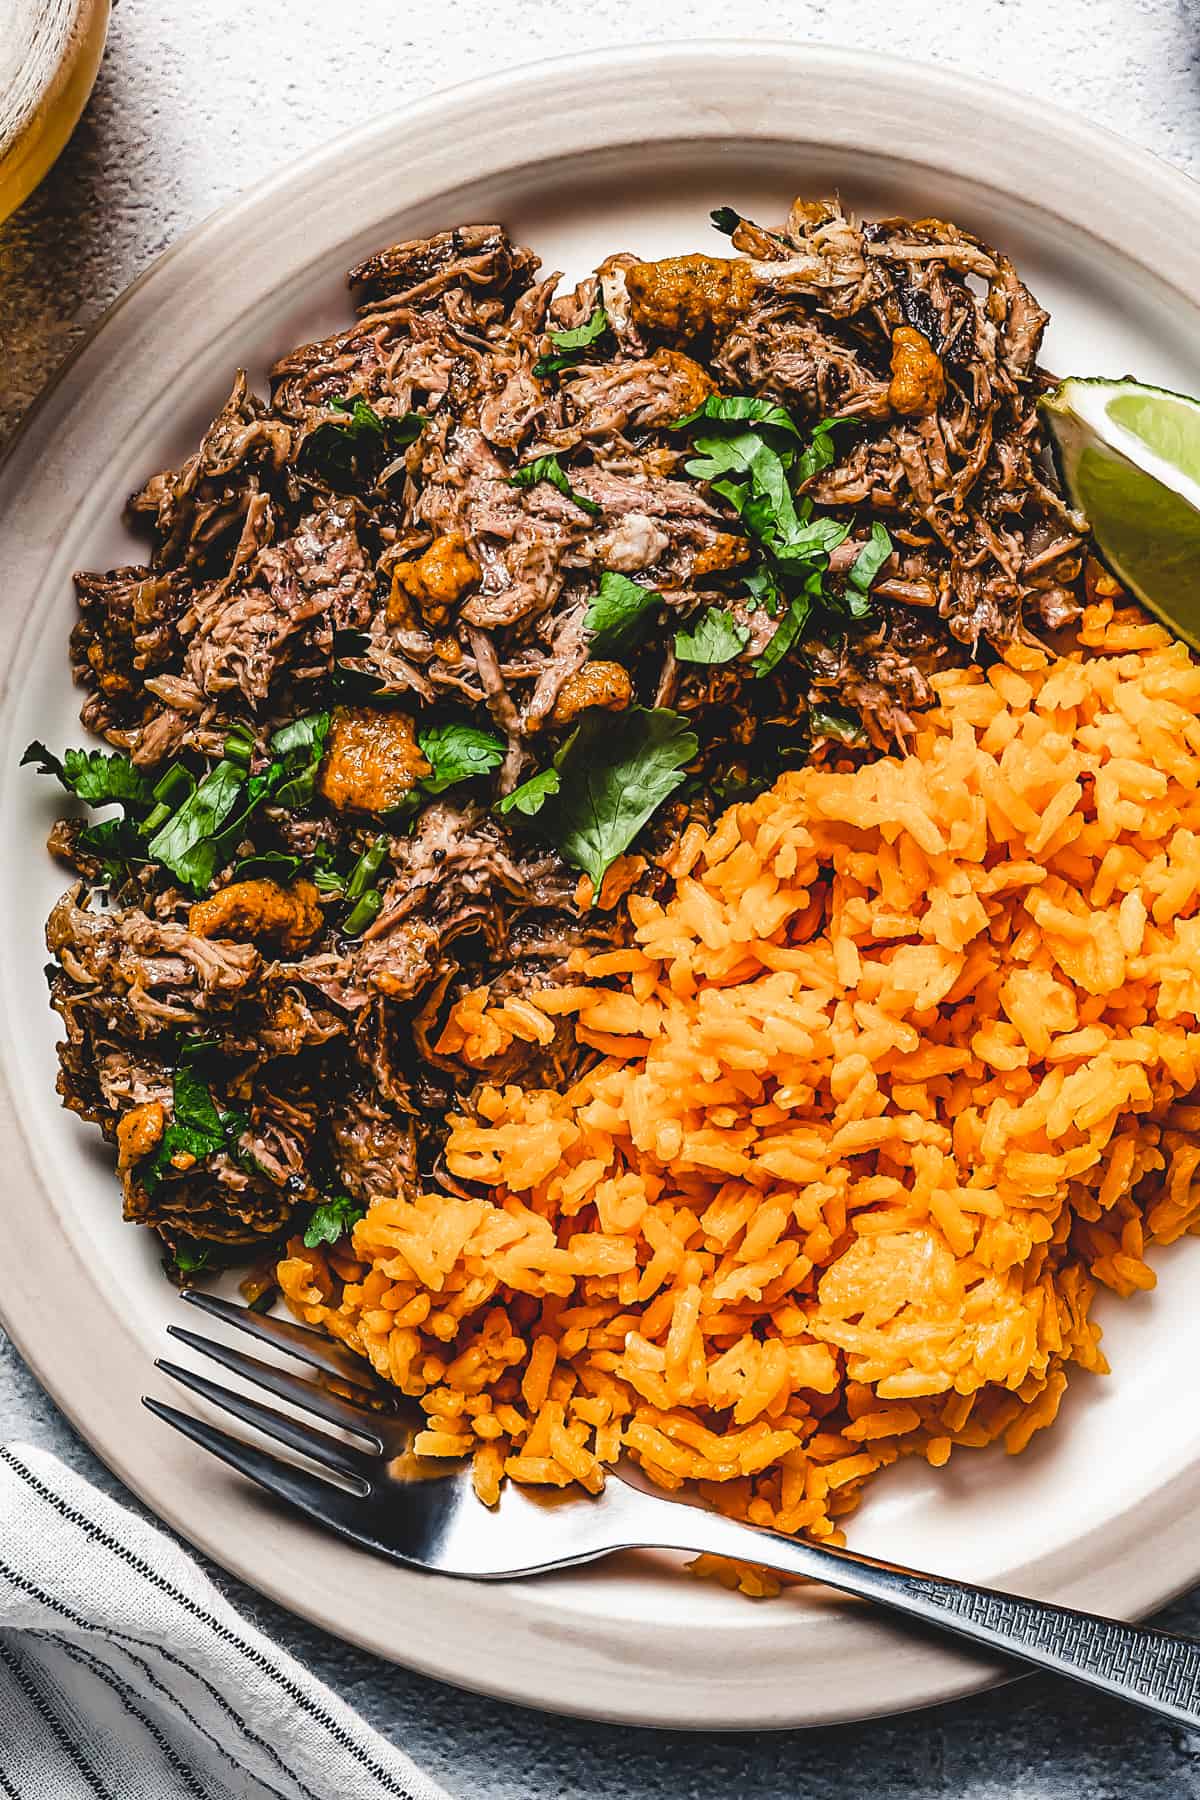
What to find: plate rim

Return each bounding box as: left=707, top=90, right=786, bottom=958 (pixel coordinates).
left=4, top=39, right=1200, bottom=1730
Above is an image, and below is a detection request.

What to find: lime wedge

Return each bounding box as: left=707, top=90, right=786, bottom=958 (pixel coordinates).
left=1040, top=377, right=1200, bottom=649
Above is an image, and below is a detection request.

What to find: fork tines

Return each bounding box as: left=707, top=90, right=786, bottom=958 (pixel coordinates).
left=143, top=1293, right=397, bottom=1533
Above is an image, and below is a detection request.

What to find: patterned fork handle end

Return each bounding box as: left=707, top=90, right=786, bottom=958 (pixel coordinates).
left=629, top=1493, right=1200, bottom=1732
left=905, top=1575, right=1200, bottom=1729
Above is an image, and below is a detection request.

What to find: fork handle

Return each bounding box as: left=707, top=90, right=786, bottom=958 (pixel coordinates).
left=626, top=1499, right=1200, bottom=1730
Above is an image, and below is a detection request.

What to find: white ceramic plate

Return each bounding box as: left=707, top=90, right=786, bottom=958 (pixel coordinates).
left=3, top=42, right=1200, bottom=1731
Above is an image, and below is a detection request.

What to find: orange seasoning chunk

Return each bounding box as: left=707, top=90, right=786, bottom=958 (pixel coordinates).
left=318, top=706, right=431, bottom=814
left=388, top=532, right=480, bottom=629
left=188, top=878, right=323, bottom=955
left=116, top=1101, right=165, bottom=1170
left=647, top=348, right=719, bottom=414
left=625, top=254, right=756, bottom=340
left=551, top=661, right=633, bottom=727
left=888, top=327, right=946, bottom=418
left=692, top=531, right=752, bottom=577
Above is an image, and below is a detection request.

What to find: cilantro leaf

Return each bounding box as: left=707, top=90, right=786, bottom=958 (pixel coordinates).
left=793, top=416, right=842, bottom=486
left=172, top=1062, right=226, bottom=1141
left=171, top=1242, right=211, bottom=1276
left=688, top=425, right=849, bottom=578
left=146, top=760, right=245, bottom=894
left=687, top=430, right=803, bottom=545
left=311, top=839, right=348, bottom=896
left=674, top=608, right=750, bottom=665
left=544, top=307, right=610, bottom=353
left=76, top=817, right=150, bottom=885
left=139, top=1059, right=252, bottom=1195
left=533, top=305, right=610, bottom=377
left=24, top=739, right=159, bottom=885
left=497, top=765, right=561, bottom=818
left=303, top=1194, right=366, bottom=1249
left=268, top=711, right=331, bottom=808
left=303, top=397, right=425, bottom=489
left=547, top=706, right=697, bottom=894
left=417, top=723, right=506, bottom=795
left=672, top=393, right=801, bottom=437
left=846, top=521, right=894, bottom=602
left=751, top=573, right=823, bottom=678
left=810, top=701, right=868, bottom=746
left=23, top=741, right=154, bottom=809
left=585, top=571, right=661, bottom=656
left=509, top=456, right=601, bottom=517
left=55, top=748, right=152, bottom=807
left=744, top=564, right=783, bottom=617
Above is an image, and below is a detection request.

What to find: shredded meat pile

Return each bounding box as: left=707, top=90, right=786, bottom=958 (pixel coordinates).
left=41, top=199, right=1086, bottom=1273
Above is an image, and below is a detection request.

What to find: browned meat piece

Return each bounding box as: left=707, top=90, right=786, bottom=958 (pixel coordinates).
left=47, top=891, right=261, bottom=1041
left=348, top=224, right=539, bottom=309
left=551, top=661, right=632, bottom=726
left=188, top=878, right=323, bottom=955
left=358, top=919, right=442, bottom=1000
left=554, top=349, right=716, bottom=441
left=319, top=706, right=430, bottom=813
left=129, top=372, right=294, bottom=575
left=888, top=327, right=945, bottom=418
left=70, top=565, right=192, bottom=729
left=625, top=254, right=755, bottom=339
left=387, top=532, right=480, bottom=629
left=182, top=498, right=372, bottom=707
left=258, top=982, right=347, bottom=1057
left=330, top=1093, right=419, bottom=1202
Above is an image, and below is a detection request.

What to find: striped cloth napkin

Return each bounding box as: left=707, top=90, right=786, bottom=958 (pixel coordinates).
left=0, top=1442, right=452, bottom=1800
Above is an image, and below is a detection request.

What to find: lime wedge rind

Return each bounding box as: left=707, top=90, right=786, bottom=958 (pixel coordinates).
left=1040, top=377, right=1200, bottom=651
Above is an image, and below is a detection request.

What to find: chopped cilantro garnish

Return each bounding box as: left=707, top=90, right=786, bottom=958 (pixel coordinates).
left=498, top=764, right=561, bottom=818
left=674, top=607, right=750, bottom=665
left=846, top=522, right=894, bottom=608
left=139, top=1059, right=249, bottom=1196
left=170, top=1241, right=211, bottom=1276
left=27, top=707, right=333, bottom=897
left=303, top=397, right=425, bottom=489
left=810, top=701, right=868, bottom=746
left=509, top=455, right=601, bottom=518
left=542, top=706, right=697, bottom=894
left=672, top=393, right=802, bottom=437
left=145, top=760, right=245, bottom=894
left=22, top=742, right=153, bottom=808
left=793, top=416, right=842, bottom=486
left=533, top=305, right=610, bottom=377
left=267, top=712, right=331, bottom=809
left=417, top=723, right=506, bottom=795
left=303, top=1194, right=366, bottom=1249
left=584, top=571, right=661, bottom=657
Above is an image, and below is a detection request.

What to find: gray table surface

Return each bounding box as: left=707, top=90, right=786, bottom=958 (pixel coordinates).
left=3, top=1, right=1200, bottom=1793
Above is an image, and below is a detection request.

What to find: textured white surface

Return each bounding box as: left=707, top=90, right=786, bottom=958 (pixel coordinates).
left=3, top=1, right=1200, bottom=1794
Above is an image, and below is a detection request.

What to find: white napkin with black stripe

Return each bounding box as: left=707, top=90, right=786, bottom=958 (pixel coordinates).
left=0, top=1443, right=451, bottom=1800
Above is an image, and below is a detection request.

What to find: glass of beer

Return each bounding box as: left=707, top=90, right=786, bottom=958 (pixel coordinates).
left=0, top=0, right=111, bottom=224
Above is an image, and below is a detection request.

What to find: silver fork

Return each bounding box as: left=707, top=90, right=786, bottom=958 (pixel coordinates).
left=146, top=1291, right=1200, bottom=1730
